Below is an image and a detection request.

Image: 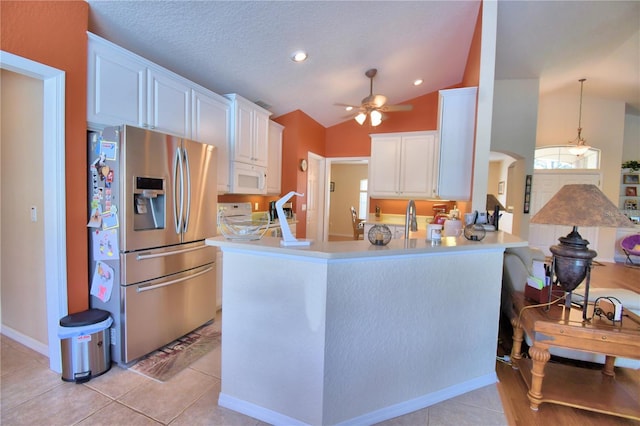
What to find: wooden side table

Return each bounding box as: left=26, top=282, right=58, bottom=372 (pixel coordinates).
left=509, top=291, right=640, bottom=420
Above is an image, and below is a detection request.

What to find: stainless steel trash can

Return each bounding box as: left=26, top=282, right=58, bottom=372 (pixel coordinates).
left=58, top=309, right=112, bottom=383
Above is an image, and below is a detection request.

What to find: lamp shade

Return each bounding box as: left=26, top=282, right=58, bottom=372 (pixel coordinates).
left=530, top=184, right=634, bottom=228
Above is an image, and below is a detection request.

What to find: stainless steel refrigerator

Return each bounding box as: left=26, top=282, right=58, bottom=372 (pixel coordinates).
left=88, top=125, right=217, bottom=366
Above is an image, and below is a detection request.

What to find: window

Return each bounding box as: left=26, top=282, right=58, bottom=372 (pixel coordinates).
left=534, top=146, right=600, bottom=169
left=358, top=179, right=368, bottom=220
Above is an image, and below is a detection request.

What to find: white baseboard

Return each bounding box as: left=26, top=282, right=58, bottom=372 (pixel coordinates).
left=218, top=372, right=498, bottom=425
left=1, top=324, right=49, bottom=357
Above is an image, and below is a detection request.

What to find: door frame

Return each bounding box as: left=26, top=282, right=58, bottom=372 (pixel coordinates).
left=1, top=51, right=67, bottom=372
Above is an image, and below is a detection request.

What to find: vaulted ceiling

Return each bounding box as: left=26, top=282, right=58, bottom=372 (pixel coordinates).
left=87, top=1, right=640, bottom=127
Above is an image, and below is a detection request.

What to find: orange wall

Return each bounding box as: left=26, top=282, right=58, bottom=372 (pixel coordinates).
left=325, top=90, right=442, bottom=158
left=462, top=1, right=482, bottom=87
left=1, top=0, right=90, bottom=313
left=272, top=110, right=326, bottom=237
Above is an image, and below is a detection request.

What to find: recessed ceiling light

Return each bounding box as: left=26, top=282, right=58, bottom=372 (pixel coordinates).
left=291, top=51, right=308, bottom=62
left=413, top=79, right=423, bottom=86
left=345, top=106, right=353, bottom=111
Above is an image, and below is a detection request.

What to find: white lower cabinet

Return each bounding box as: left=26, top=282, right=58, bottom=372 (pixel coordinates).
left=368, top=131, right=439, bottom=199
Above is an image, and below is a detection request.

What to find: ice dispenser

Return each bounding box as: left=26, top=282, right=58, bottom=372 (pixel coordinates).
left=133, top=177, right=165, bottom=230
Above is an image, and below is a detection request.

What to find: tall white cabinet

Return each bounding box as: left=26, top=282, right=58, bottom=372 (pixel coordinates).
left=267, top=121, right=284, bottom=194
left=192, top=89, right=231, bottom=193
left=437, top=87, right=477, bottom=201
left=368, top=131, right=439, bottom=199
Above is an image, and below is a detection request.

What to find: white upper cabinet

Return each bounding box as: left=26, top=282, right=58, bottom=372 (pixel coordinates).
left=226, top=94, right=272, bottom=168
left=191, top=89, right=231, bottom=193
left=437, top=87, right=477, bottom=200
left=87, top=34, right=146, bottom=128
left=369, top=131, right=439, bottom=199
left=87, top=32, right=232, bottom=193
left=267, top=121, right=284, bottom=194
left=147, top=69, right=190, bottom=137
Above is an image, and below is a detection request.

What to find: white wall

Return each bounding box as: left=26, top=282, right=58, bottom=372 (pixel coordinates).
left=537, top=90, right=626, bottom=261
left=623, top=113, right=640, bottom=162
left=1, top=69, right=48, bottom=345
left=491, top=79, right=539, bottom=240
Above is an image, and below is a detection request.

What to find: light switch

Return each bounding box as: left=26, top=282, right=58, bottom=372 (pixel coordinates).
left=30, top=206, right=37, bottom=222
left=254, top=202, right=259, bottom=210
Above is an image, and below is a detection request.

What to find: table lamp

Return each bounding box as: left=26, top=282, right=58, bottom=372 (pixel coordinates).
left=530, top=184, right=634, bottom=320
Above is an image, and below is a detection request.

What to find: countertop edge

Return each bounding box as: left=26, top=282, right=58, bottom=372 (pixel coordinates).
left=206, top=231, right=527, bottom=260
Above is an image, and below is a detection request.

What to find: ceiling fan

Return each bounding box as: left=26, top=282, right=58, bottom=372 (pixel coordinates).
left=337, top=68, right=413, bottom=127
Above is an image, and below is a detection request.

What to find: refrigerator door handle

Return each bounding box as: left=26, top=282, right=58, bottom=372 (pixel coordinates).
left=136, top=266, right=214, bottom=293
left=173, top=147, right=184, bottom=235
left=136, top=243, right=209, bottom=260
left=183, top=147, right=191, bottom=233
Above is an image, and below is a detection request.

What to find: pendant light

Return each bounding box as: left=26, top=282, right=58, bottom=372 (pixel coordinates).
left=567, top=78, right=591, bottom=156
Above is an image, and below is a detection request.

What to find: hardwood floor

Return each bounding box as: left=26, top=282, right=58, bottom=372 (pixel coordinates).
left=496, top=261, right=640, bottom=426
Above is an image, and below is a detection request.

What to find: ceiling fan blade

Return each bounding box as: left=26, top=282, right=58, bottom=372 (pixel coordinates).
left=334, top=102, right=361, bottom=111
left=380, top=104, right=413, bottom=112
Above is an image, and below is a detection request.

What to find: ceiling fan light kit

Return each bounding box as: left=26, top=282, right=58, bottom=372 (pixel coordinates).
left=341, top=68, right=413, bottom=127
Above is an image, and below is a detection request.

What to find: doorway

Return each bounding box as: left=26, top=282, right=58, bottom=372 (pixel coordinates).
left=324, top=157, right=369, bottom=241
left=0, top=51, right=67, bottom=373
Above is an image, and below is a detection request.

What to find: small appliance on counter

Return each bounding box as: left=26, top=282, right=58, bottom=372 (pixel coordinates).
left=430, top=204, right=449, bottom=225
left=282, top=202, right=294, bottom=219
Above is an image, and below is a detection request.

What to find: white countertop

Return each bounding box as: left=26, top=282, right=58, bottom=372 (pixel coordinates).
left=206, top=231, right=526, bottom=260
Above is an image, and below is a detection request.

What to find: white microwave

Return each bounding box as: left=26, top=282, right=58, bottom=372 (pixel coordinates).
left=231, top=162, right=267, bottom=194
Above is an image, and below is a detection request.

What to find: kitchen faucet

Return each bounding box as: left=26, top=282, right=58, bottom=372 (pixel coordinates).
left=405, top=199, right=418, bottom=238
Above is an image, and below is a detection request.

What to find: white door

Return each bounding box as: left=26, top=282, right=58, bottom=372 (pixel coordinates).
left=529, top=171, right=601, bottom=255
left=306, top=152, right=326, bottom=242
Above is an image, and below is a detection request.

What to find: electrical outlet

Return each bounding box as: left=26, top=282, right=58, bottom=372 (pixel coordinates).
left=254, top=202, right=259, bottom=210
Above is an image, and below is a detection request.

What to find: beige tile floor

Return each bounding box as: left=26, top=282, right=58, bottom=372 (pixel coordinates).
left=1, top=313, right=507, bottom=426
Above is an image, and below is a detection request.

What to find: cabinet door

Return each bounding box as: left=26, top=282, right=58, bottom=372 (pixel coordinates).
left=147, top=69, right=190, bottom=137
left=438, top=87, right=477, bottom=200
left=252, top=109, right=270, bottom=167
left=369, top=136, right=402, bottom=197
left=267, top=121, right=284, bottom=194
left=233, top=100, right=255, bottom=164
left=88, top=38, right=146, bottom=127
left=400, top=133, right=438, bottom=198
left=192, top=89, right=231, bottom=193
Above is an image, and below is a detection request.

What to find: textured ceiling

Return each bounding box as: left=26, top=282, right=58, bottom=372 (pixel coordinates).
left=87, top=1, right=640, bottom=127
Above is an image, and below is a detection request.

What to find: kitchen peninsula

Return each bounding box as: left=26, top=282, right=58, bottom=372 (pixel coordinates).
left=206, top=232, right=526, bottom=425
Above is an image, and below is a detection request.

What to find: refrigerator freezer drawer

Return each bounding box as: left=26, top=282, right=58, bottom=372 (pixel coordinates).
left=122, top=263, right=216, bottom=364
left=122, top=241, right=215, bottom=286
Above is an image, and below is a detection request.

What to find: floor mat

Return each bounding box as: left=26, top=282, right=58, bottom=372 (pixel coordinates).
left=129, top=322, right=221, bottom=382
